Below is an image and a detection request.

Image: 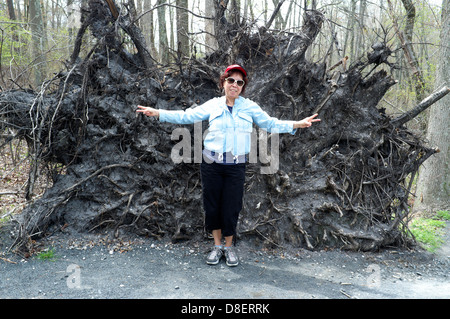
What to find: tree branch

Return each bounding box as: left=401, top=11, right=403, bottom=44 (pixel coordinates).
left=266, top=0, right=286, bottom=30
left=391, top=86, right=450, bottom=127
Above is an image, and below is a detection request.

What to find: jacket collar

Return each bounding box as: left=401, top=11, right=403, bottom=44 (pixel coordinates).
left=221, top=96, right=243, bottom=109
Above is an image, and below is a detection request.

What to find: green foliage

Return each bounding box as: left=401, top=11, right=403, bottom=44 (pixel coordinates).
left=0, top=13, right=32, bottom=65
left=409, top=210, right=449, bottom=252
left=436, top=210, right=450, bottom=221
left=0, top=11, right=76, bottom=89
left=36, top=248, right=57, bottom=261
left=0, top=210, right=11, bottom=225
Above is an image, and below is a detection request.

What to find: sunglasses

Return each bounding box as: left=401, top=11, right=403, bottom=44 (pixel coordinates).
left=225, top=77, right=245, bottom=87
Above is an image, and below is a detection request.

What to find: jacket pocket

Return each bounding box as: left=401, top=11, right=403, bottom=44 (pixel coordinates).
left=237, top=112, right=253, bottom=132
left=208, top=108, right=224, bottom=131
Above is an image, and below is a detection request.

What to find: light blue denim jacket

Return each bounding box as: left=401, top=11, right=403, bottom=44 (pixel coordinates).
left=159, top=96, right=297, bottom=156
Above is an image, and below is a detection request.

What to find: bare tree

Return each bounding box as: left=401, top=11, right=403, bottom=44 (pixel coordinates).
left=157, top=0, right=170, bottom=64
left=142, top=0, right=158, bottom=59
left=176, top=0, right=190, bottom=60
left=343, top=0, right=357, bottom=59
left=7, top=0, right=17, bottom=20
left=204, top=0, right=218, bottom=54
left=28, top=0, right=47, bottom=87
left=414, top=0, right=450, bottom=214
left=388, top=0, right=426, bottom=103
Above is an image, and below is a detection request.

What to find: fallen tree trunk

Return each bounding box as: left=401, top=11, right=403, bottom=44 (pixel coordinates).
left=391, top=86, right=450, bottom=127
left=0, top=0, right=443, bottom=253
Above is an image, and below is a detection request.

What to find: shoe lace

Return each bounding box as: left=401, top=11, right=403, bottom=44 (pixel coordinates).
left=210, top=247, right=222, bottom=257
left=225, top=247, right=236, bottom=259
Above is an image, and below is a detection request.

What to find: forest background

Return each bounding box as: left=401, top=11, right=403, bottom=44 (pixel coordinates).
left=0, top=0, right=448, bottom=251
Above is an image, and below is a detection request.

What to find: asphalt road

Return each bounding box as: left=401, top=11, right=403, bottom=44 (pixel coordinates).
left=1, top=232, right=449, bottom=303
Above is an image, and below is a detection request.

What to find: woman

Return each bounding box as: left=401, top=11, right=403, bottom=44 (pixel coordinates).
left=136, top=64, right=320, bottom=266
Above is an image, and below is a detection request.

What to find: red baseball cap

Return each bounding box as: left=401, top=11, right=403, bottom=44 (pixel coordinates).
left=225, top=64, right=247, bottom=77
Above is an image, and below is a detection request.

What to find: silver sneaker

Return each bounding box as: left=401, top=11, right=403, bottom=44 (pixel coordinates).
left=224, top=247, right=239, bottom=267
left=206, top=246, right=223, bottom=265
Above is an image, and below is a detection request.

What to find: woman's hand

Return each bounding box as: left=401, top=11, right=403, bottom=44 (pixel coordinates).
left=294, top=113, right=321, bottom=129
left=136, top=105, right=160, bottom=118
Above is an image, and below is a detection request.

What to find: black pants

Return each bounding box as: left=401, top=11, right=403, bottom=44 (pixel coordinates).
left=200, top=161, right=246, bottom=237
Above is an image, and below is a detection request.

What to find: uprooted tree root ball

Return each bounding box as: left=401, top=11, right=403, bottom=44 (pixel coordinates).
left=0, top=0, right=445, bottom=254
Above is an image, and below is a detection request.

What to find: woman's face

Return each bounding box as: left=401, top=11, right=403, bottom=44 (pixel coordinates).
left=224, top=71, right=244, bottom=102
